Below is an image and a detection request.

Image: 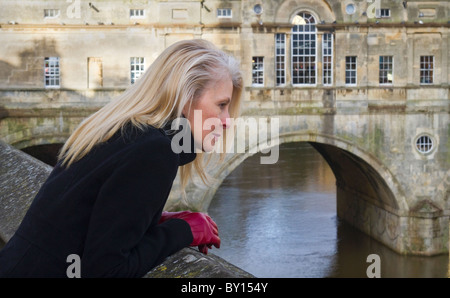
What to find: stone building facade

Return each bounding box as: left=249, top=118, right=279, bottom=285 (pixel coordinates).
left=0, top=0, right=448, bottom=113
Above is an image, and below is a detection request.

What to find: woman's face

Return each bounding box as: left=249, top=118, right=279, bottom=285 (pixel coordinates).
left=183, top=77, right=233, bottom=152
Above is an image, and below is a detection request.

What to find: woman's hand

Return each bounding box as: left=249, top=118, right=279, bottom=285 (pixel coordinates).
left=159, top=211, right=220, bottom=254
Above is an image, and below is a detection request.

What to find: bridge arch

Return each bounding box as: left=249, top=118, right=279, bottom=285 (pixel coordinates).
left=2, top=119, right=70, bottom=166
left=11, top=135, right=67, bottom=150
left=178, top=130, right=413, bottom=254
left=274, top=0, right=336, bottom=24
left=196, top=131, right=408, bottom=216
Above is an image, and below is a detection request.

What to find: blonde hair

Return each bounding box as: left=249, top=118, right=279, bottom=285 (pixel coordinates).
left=58, top=39, right=242, bottom=190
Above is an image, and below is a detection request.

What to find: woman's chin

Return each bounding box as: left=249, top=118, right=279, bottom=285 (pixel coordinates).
left=201, top=145, right=215, bottom=153
left=201, top=138, right=218, bottom=153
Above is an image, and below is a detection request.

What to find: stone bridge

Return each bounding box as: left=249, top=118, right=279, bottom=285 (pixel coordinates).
left=0, top=89, right=449, bottom=256
left=185, top=111, right=449, bottom=257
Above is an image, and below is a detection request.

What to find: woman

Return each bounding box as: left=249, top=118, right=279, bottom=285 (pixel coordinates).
left=0, top=39, right=243, bottom=278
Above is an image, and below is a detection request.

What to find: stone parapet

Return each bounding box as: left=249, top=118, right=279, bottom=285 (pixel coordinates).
left=0, top=140, right=52, bottom=243
left=145, top=247, right=254, bottom=278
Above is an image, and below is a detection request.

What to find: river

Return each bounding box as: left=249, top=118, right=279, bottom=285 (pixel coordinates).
left=207, top=142, right=449, bottom=278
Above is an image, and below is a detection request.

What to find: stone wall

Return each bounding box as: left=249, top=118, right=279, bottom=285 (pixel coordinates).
left=0, top=140, right=52, bottom=244
left=0, top=140, right=253, bottom=278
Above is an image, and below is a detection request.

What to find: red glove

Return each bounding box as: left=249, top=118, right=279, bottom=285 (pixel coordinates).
left=159, top=211, right=220, bottom=254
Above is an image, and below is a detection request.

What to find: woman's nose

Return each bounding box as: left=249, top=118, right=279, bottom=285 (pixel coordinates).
left=222, top=117, right=231, bottom=129
left=219, top=109, right=231, bottom=129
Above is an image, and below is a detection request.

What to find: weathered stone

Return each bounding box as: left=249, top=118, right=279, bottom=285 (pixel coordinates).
left=0, top=140, right=52, bottom=243
left=144, top=247, right=254, bottom=278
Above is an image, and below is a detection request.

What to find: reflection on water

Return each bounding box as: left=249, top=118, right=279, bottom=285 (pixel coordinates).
left=207, top=142, right=449, bottom=278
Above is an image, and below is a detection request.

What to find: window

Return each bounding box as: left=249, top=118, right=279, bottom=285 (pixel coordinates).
left=345, top=56, right=357, bottom=85
left=379, top=56, right=393, bottom=85
left=420, top=56, right=434, bottom=84
left=275, top=33, right=286, bottom=86
left=379, top=8, right=390, bottom=18
left=416, top=135, right=434, bottom=154
left=253, top=4, right=263, bottom=15
left=44, top=57, right=60, bottom=88
left=130, top=57, right=145, bottom=84
left=291, top=12, right=317, bottom=85
left=130, top=9, right=145, bottom=18
left=346, top=4, right=356, bottom=15
left=252, top=57, right=264, bottom=86
left=44, top=9, right=60, bottom=18
left=217, top=8, right=232, bottom=18
left=322, top=33, right=333, bottom=86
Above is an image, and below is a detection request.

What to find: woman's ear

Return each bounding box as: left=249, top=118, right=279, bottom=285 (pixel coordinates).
left=182, top=101, right=191, bottom=118
left=181, top=107, right=188, bottom=118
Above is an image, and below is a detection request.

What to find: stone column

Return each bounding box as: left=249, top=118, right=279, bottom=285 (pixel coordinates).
left=316, top=32, right=323, bottom=87
left=285, top=31, right=291, bottom=86
left=406, top=31, right=414, bottom=86
left=441, top=31, right=448, bottom=87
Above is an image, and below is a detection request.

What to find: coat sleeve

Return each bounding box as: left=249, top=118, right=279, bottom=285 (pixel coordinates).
left=80, top=136, right=193, bottom=278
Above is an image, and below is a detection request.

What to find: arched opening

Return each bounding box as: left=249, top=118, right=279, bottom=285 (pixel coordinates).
left=310, top=142, right=398, bottom=210
left=206, top=141, right=448, bottom=277
left=208, top=142, right=336, bottom=277
left=21, top=143, right=63, bottom=166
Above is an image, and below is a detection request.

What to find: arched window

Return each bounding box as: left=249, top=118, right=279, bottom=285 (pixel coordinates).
left=291, top=12, right=317, bottom=85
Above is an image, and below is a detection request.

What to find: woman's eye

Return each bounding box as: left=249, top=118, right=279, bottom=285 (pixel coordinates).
left=218, top=99, right=230, bottom=109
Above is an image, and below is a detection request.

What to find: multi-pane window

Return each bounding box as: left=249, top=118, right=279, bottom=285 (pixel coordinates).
left=130, top=57, right=145, bottom=84
left=322, top=33, right=333, bottom=86
left=217, top=8, right=232, bottom=18
left=275, top=33, right=286, bottom=86
left=291, top=12, right=316, bottom=85
left=416, top=135, right=434, bottom=154
left=379, top=56, right=393, bottom=84
left=44, top=57, right=60, bottom=88
left=420, top=56, right=434, bottom=84
left=345, top=56, right=357, bottom=85
left=379, top=8, right=390, bottom=18
left=252, top=57, right=264, bottom=86
left=130, top=9, right=145, bottom=18
left=44, top=9, right=60, bottom=18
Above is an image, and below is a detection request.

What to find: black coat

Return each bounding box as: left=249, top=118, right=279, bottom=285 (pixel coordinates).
left=0, top=123, right=196, bottom=277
